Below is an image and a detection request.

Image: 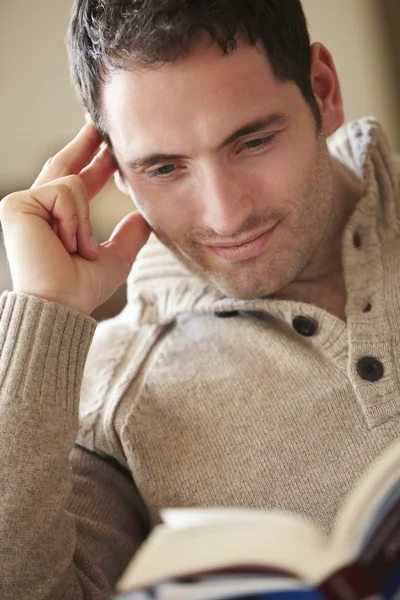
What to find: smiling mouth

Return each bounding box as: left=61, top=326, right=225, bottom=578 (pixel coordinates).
left=206, top=227, right=275, bottom=248
left=204, top=223, right=279, bottom=263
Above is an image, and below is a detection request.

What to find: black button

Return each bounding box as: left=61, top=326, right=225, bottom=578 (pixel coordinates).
left=292, top=316, right=317, bottom=337
left=214, top=311, right=239, bottom=318
left=357, top=357, right=384, bottom=382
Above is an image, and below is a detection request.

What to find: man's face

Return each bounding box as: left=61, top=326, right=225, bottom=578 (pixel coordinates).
left=103, top=41, right=334, bottom=299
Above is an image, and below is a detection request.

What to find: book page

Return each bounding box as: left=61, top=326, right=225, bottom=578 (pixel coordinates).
left=161, top=507, right=302, bottom=529
left=117, top=513, right=333, bottom=593
left=332, top=440, right=400, bottom=560
left=155, top=574, right=313, bottom=600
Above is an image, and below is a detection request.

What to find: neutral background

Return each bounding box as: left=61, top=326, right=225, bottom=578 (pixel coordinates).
left=1, top=0, right=399, bottom=316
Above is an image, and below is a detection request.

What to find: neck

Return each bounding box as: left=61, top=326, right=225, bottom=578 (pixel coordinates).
left=274, top=158, right=365, bottom=320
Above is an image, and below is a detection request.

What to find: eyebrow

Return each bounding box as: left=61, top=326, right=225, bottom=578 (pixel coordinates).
left=124, top=111, right=289, bottom=171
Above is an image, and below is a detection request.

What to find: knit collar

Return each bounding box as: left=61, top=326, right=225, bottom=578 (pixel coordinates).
left=126, top=117, right=399, bottom=326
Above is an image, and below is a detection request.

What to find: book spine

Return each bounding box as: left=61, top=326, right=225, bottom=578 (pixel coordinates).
left=319, top=564, right=376, bottom=600
left=358, top=486, right=400, bottom=599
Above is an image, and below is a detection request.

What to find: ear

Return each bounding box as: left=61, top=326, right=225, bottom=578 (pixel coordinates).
left=310, top=43, right=344, bottom=137
left=114, top=170, right=130, bottom=195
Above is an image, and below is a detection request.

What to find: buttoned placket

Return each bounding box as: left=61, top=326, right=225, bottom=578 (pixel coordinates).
left=344, top=194, right=400, bottom=428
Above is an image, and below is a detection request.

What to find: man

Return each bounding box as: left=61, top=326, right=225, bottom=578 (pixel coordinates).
left=0, top=0, right=399, bottom=598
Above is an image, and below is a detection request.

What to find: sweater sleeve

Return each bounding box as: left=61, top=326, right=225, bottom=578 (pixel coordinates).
left=0, top=292, right=147, bottom=600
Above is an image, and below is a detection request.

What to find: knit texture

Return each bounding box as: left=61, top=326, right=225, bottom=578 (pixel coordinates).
left=0, top=118, right=399, bottom=600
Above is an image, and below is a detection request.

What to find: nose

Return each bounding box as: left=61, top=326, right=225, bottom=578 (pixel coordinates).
left=201, top=167, right=255, bottom=237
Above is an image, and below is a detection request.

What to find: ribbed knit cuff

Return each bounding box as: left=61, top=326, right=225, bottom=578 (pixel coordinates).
left=0, top=291, right=97, bottom=414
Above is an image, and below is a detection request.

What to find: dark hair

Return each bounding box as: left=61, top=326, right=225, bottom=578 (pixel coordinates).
left=67, top=0, right=321, bottom=135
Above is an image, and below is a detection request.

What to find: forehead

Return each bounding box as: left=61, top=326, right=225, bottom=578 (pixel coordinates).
left=102, top=41, right=295, bottom=157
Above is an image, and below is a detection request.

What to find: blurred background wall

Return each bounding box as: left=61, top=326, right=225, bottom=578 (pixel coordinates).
left=1, top=0, right=399, bottom=317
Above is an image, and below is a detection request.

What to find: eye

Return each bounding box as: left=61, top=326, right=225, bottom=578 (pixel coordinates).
left=240, top=134, right=277, bottom=153
left=147, top=164, right=176, bottom=179
left=245, top=138, right=267, bottom=149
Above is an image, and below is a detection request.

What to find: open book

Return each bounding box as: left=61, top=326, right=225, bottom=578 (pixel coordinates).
left=115, top=440, right=400, bottom=600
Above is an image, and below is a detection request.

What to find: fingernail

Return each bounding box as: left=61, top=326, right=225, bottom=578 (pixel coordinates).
left=85, top=112, right=93, bottom=124
left=72, top=235, right=78, bottom=252
left=90, top=235, right=100, bottom=254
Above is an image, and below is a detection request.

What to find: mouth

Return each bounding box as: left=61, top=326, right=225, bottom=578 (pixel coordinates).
left=204, top=223, right=279, bottom=263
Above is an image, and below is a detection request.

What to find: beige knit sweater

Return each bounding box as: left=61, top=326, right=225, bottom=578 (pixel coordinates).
left=0, top=118, right=399, bottom=600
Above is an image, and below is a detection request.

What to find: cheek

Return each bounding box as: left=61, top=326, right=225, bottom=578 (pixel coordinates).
left=268, top=140, right=317, bottom=200
left=239, top=139, right=318, bottom=215
left=130, top=184, right=196, bottom=236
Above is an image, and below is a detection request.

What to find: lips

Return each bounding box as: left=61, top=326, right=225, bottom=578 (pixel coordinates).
left=207, top=228, right=272, bottom=248
left=204, top=223, right=278, bottom=263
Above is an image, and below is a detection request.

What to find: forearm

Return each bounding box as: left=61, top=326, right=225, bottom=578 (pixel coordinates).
left=0, top=291, right=96, bottom=599
left=0, top=116, right=150, bottom=599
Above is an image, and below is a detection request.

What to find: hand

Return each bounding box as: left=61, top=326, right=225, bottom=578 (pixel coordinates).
left=0, top=122, right=151, bottom=316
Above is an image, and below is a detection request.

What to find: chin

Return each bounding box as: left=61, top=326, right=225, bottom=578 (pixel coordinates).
left=204, top=272, right=269, bottom=301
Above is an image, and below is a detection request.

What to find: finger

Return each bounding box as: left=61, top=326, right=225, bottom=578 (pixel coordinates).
left=48, top=175, right=99, bottom=260
left=99, top=212, right=151, bottom=287
left=52, top=220, right=59, bottom=236
left=25, top=175, right=97, bottom=259
left=49, top=186, right=78, bottom=255
left=79, top=144, right=117, bottom=201
left=6, top=183, right=82, bottom=255
left=32, top=121, right=103, bottom=188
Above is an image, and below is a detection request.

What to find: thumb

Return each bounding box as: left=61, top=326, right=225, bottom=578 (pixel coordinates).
left=102, top=211, right=151, bottom=281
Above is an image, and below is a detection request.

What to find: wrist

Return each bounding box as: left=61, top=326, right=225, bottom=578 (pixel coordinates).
left=12, top=288, right=93, bottom=317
